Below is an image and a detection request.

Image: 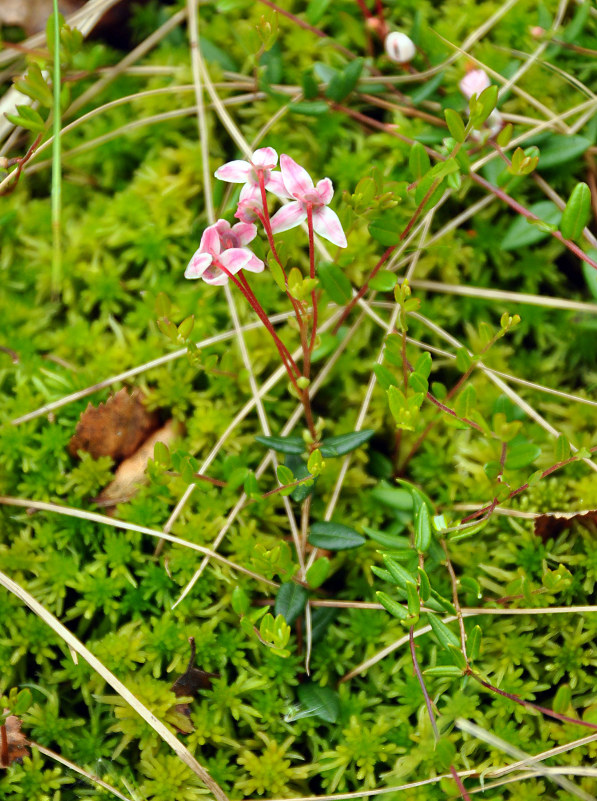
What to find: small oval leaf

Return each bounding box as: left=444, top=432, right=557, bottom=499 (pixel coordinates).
left=309, top=521, right=365, bottom=550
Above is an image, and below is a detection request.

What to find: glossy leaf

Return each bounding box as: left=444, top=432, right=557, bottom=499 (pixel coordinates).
left=318, top=261, right=352, bottom=304
left=255, top=435, right=304, bottom=454
left=274, top=582, right=308, bottom=624
left=309, top=521, right=365, bottom=550
left=560, top=182, right=591, bottom=241
left=297, top=683, right=340, bottom=723
left=320, top=429, right=374, bottom=457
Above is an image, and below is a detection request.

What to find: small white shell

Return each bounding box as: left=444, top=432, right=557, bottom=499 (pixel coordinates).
left=384, top=31, right=416, bottom=64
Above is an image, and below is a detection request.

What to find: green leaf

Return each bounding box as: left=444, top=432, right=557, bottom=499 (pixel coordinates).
left=423, top=665, right=463, bottom=677
left=501, top=201, right=562, bottom=251
left=455, top=347, right=473, bottom=373
left=369, top=214, right=401, bottom=246
left=255, top=435, right=304, bottom=454
left=406, top=582, right=420, bottom=618
left=537, top=135, right=591, bottom=170
left=243, top=472, right=260, bottom=499
left=309, top=521, right=365, bottom=550
left=382, top=555, right=417, bottom=589
left=320, top=429, right=374, bottom=457
left=199, top=36, right=238, bottom=71
left=325, top=58, right=364, bottom=101
left=289, top=100, right=329, bottom=116
left=468, top=625, right=482, bottom=661
left=5, top=104, right=46, bottom=133
left=582, top=249, right=597, bottom=299
left=306, top=557, right=330, bottom=588
left=318, top=261, right=352, bottom=303
left=369, top=271, right=397, bottom=291
left=371, top=483, right=413, bottom=511
left=409, top=141, right=431, bottom=180
left=297, top=683, right=340, bottom=723
left=444, top=109, right=466, bottom=143
left=276, top=464, right=295, bottom=485
left=427, top=613, right=460, bottom=650
left=413, top=492, right=432, bottom=552
left=363, top=526, right=410, bottom=549
left=269, top=257, right=287, bottom=292
left=275, top=582, right=308, bottom=624
left=285, top=454, right=316, bottom=502
left=376, top=591, right=409, bottom=620
left=560, top=182, right=591, bottom=241
left=505, top=438, right=541, bottom=470
left=554, top=434, right=571, bottom=463
left=153, top=441, right=170, bottom=467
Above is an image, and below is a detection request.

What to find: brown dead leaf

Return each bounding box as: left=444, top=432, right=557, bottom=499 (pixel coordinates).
left=170, top=638, right=219, bottom=731
left=1, top=712, right=29, bottom=768
left=534, top=510, right=597, bottom=541
left=69, top=388, right=159, bottom=461
left=0, top=0, right=84, bottom=34
left=94, top=419, right=178, bottom=507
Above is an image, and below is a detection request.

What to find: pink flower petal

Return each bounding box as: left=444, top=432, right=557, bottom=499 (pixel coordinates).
left=315, top=177, right=334, bottom=205
left=265, top=171, right=292, bottom=199
left=202, top=267, right=229, bottom=286
left=280, top=154, right=314, bottom=199
left=214, top=160, right=252, bottom=183
left=312, top=206, right=347, bottom=248
left=251, top=147, right=278, bottom=169
left=185, top=251, right=213, bottom=279
left=214, top=219, right=231, bottom=237
left=218, top=248, right=252, bottom=274
left=270, top=201, right=308, bottom=234
left=239, top=182, right=262, bottom=203
left=199, top=225, right=221, bottom=256
left=243, top=253, right=266, bottom=273
left=231, top=222, right=257, bottom=246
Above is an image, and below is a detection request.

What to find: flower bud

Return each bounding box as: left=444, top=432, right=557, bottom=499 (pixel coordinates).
left=459, top=69, right=491, bottom=100
left=384, top=31, right=416, bottom=64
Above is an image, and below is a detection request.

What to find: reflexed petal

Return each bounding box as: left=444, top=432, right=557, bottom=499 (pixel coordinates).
left=214, top=160, right=252, bottom=182
left=231, top=222, right=257, bottom=246
left=270, top=201, right=307, bottom=233
left=218, top=247, right=252, bottom=274
left=265, top=171, right=292, bottom=199
left=202, top=266, right=229, bottom=286
left=185, top=251, right=213, bottom=279
left=251, top=147, right=278, bottom=169
left=280, top=154, right=314, bottom=199
left=243, top=253, right=265, bottom=273
left=312, top=206, right=347, bottom=248
left=239, top=182, right=262, bottom=203
left=235, top=201, right=259, bottom=224
left=199, top=225, right=221, bottom=256
left=315, top=177, right=334, bottom=205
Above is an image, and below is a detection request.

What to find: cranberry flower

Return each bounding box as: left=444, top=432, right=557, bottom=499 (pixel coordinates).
left=384, top=31, right=416, bottom=64
left=185, top=221, right=264, bottom=286
left=459, top=69, right=491, bottom=100
left=269, top=155, right=347, bottom=248
left=214, top=147, right=288, bottom=200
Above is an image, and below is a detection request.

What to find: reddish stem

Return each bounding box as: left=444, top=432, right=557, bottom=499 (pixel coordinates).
left=306, top=203, right=318, bottom=361
left=409, top=626, right=439, bottom=740
left=0, top=722, right=8, bottom=767
left=450, top=766, right=472, bottom=801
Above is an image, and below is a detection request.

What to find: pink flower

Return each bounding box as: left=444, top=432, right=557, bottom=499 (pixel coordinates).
left=269, top=155, right=347, bottom=248
left=214, top=146, right=288, bottom=199
left=459, top=69, right=491, bottom=100
left=185, top=221, right=264, bottom=286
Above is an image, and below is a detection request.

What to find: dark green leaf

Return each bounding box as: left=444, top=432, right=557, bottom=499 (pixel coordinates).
left=255, top=435, right=304, bottom=455
left=275, top=582, right=308, bottom=624
left=427, top=613, right=460, bottom=650
left=409, top=141, right=431, bottom=180
left=309, top=521, right=365, bottom=550
left=413, top=493, right=432, bottom=552
left=320, top=429, right=374, bottom=457
left=501, top=201, right=561, bottom=250
left=376, top=591, right=409, bottom=620
left=444, top=109, right=466, bottom=143
left=363, top=526, right=410, bottom=549
left=538, top=135, right=591, bottom=169
left=289, top=101, right=329, bottom=116
left=297, top=683, right=340, bottom=723
left=560, top=182, right=591, bottom=241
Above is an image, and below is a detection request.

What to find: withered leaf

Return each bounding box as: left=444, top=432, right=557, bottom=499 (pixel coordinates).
left=170, top=638, right=219, bottom=729
left=69, top=388, right=159, bottom=461
left=94, top=419, right=178, bottom=508
left=534, top=510, right=597, bottom=541
left=1, top=713, right=29, bottom=768
left=0, top=0, right=83, bottom=34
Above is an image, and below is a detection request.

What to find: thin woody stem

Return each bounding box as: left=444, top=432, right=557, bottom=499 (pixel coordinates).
left=409, top=626, right=439, bottom=740
left=332, top=245, right=395, bottom=334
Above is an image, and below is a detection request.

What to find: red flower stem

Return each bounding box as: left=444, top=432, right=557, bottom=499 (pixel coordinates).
left=306, top=203, right=318, bottom=364
left=255, top=0, right=355, bottom=59
left=355, top=0, right=373, bottom=18
left=216, top=260, right=301, bottom=388
left=256, top=171, right=305, bottom=327
left=235, top=271, right=302, bottom=382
